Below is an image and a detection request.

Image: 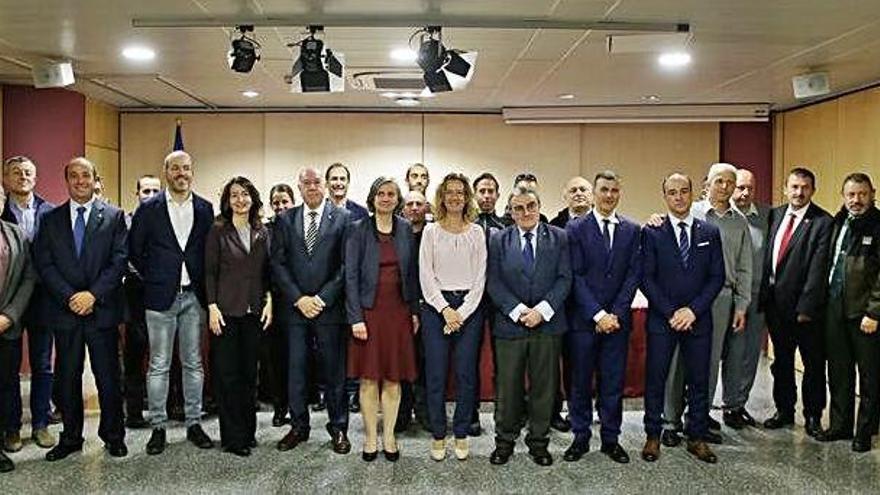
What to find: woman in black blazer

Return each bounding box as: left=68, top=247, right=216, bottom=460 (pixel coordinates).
left=205, top=176, right=272, bottom=457
left=345, top=177, right=419, bottom=462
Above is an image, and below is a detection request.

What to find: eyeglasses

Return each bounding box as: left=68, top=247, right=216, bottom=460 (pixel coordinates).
left=511, top=202, right=539, bottom=214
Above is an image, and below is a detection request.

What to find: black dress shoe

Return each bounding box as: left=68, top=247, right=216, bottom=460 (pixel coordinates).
left=187, top=424, right=215, bottom=449
left=703, top=430, right=723, bottom=445
left=563, top=438, right=590, bottom=462
left=125, top=415, right=150, bottom=429
left=225, top=446, right=251, bottom=457
left=740, top=409, right=757, bottom=427
left=815, top=429, right=853, bottom=442
left=489, top=447, right=513, bottom=465
left=0, top=452, right=13, bottom=472
left=272, top=409, right=288, bottom=427
left=804, top=416, right=822, bottom=437
left=328, top=428, right=351, bottom=454
left=852, top=436, right=872, bottom=453
left=708, top=417, right=721, bottom=431
left=763, top=412, right=794, bottom=429
left=383, top=449, right=400, bottom=462
left=348, top=394, right=360, bottom=413
left=146, top=428, right=166, bottom=455
left=277, top=430, right=308, bottom=451
left=661, top=429, right=682, bottom=447
left=105, top=442, right=128, bottom=458
left=551, top=415, right=572, bottom=433
left=529, top=448, right=553, bottom=466
left=48, top=408, right=62, bottom=425
left=45, top=443, right=82, bottom=462
left=723, top=409, right=746, bottom=430
left=311, top=393, right=327, bottom=412
left=600, top=443, right=630, bottom=464
left=362, top=450, right=378, bottom=462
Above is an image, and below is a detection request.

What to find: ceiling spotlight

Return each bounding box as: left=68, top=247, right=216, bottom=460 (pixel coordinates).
left=558, top=93, right=575, bottom=100
left=395, top=97, right=421, bottom=107
left=658, top=51, right=691, bottom=68
left=122, top=45, right=155, bottom=61
left=242, top=90, right=259, bottom=98
left=642, top=94, right=662, bottom=103
left=228, top=25, right=261, bottom=73
left=390, top=47, right=418, bottom=63
left=414, top=26, right=477, bottom=94
left=288, top=25, right=345, bottom=93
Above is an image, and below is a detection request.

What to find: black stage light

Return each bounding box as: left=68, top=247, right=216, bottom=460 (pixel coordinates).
left=228, top=25, right=261, bottom=73
left=414, top=27, right=477, bottom=94
left=289, top=26, right=345, bottom=93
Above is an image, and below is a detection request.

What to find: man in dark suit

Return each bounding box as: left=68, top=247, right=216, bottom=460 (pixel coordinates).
left=129, top=150, right=215, bottom=454
left=564, top=170, right=641, bottom=464
left=816, top=172, right=880, bottom=452
left=487, top=186, right=571, bottom=466
left=33, top=157, right=128, bottom=461
left=272, top=166, right=351, bottom=454
left=760, top=167, right=833, bottom=436
left=641, top=173, right=725, bottom=464
left=1, top=156, right=57, bottom=451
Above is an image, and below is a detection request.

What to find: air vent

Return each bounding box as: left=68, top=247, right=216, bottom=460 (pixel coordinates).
left=349, top=70, right=426, bottom=92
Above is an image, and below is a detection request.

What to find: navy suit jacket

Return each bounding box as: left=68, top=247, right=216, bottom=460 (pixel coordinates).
left=33, top=199, right=128, bottom=330
left=345, top=216, right=419, bottom=325
left=128, top=191, right=214, bottom=311
left=641, top=217, right=725, bottom=335
left=345, top=200, right=369, bottom=222
left=566, top=213, right=641, bottom=331
left=271, top=200, right=350, bottom=325
left=1, top=194, right=55, bottom=326
left=487, top=223, right=572, bottom=338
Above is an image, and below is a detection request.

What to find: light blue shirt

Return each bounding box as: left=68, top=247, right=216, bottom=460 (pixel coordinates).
left=69, top=196, right=95, bottom=232
left=8, top=196, right=36, bottom=240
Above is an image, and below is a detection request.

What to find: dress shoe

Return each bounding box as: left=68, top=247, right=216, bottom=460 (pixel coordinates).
left=551, top=415, right=572, bottom=433
left=686, top=440, right=717, bottom=464
left=815, top=429, right=853, bottom=442
left=362, top=450, right=378, bottom=462
left=383, top=449, right=400, bottom=462
left=3, top=431, right=22, bottom=453
left=529, top=448, right=553, bottom=466
left=661, top=429, right=682, bottom=447
left=348, top=393, right=361, bottom=413
left=563, top=438, right=590, bottom=462
left=105, top=441, right=128, bottom=458
left=723, top=409, right=747, bottom=430
left=31, top=428, right=56, bottom=448
left=708, top=417, right=721, bottom=431
left=146, top=428, right=166, bottom=455
left=804, top=416, right=822, bottom=437
left=45, top=443, right=82, bottom=462
left=277, top=430, right=308, bottom=451
left=704, top=430, right=723, bottom=445
left=125, top=415, right=150, bottom=429
left=0, top=451, right=13, bottom=473
left=187, top=424, right=215, bottom=449
left=489, top=446, right=513, bottom=465
left=328, top=428, right=351, bottom=454
left=852, top=436, right=872, bottom=453
left=641, top=437, right=660, bottom=462
left=739, top=409, right=757, bottom=427
left=430, top=439, right=447, bottom=461
left=48, top=408, right=62, bottom=425
left=600, top=443, right=630, bottom=464
left=454, top=438, right=469, bottom=460
left=763, top=412, right=794, bottom=429
left=272, top=409, right=288, bottom=427
left=225, top=445, right=251, bottom=457
left=311, top=393, right=327, bottom=412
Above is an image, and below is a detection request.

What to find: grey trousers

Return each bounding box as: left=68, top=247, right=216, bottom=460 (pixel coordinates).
left=663, top=288, right=733, bottom=429
left=722, top=293, right=764, bottom=410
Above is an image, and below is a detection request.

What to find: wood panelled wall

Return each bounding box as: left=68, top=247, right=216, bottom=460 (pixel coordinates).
left=121, top=112, right=720, bottom=220
left=85, top=98, right=120, bottom=204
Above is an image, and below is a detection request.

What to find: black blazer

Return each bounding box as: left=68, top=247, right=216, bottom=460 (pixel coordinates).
left=345, top=216, right=419, bottom=325
left=33, top=200, right=128, bottom=330
left=204, top=220, right=271, bottom=317
left=129, top=191, right=214, bottom=311
left=270, top=201, right=350, bottom=325
left=829, top=205, right=880, bottom=320
left=759, top=202, right=833, bottom=320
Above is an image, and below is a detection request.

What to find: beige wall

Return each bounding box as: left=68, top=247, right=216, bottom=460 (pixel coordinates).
left=85, top=98, right=120, bottom=204
left=121, top=112, right=720, bottom=219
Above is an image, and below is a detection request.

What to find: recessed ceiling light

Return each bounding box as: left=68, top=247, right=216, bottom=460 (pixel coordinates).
left=122, top=45, right=155, bottom=61
left=390, top=47, right=417, bottom=63
left=395, top=97, right=420, bottom=107
left=658, top=51, right=691, bottom=68
left=558, top=93, right=575, bottom=100
left=642, top=94, right=661, bottom=103
left=380, top=92, right=399, bottom=98
left=242, top=90, right=259, bottom=98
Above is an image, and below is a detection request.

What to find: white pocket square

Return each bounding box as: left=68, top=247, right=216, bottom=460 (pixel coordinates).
left=697, top=241, right=710, bottom=247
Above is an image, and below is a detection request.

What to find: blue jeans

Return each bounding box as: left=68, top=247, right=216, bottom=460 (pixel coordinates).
left=3, top=325, right=54, bottom=431
left=146, top=291, right=205, bottom=427
left=422, top=291, right=484, bottom=440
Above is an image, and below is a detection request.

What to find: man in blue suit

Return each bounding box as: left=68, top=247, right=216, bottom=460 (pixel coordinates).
left=487, top=186, right=571, bottom=466
left=34, top=157, right=128, bottom=461
left=272, top=166, right=352, bottom=454
left=641, top=173, right=724, bottom=464
left=563, top=170, right=641, bottom=464
left=129, top=150, right=215, bottom=455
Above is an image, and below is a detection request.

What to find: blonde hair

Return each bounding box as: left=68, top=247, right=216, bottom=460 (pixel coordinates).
left=433, top=172, right=478, bottom=223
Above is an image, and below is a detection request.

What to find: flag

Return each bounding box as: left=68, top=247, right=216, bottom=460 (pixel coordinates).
left=173, top=118, right=184, bottom=151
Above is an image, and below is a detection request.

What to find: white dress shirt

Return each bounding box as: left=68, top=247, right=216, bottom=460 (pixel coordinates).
left=166, top=192, right=194, bottom=286
left=771, top=203, right=809, bottom=274
left=591, top=210, right=621, bottom=323
left=508, top=225, right=556, bottom=323
left=669, top=211, right=695, bottom=249
left=302, top=199, right=326, bottom=238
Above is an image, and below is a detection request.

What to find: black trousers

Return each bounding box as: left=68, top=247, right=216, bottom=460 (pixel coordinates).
left=54, top=323, right=124, bottom=447
left=288, top=322, right=348, bottom=435
left=0, top=338, right=19, bottom=433
left=259, top=319, right=288, bottom=412
left=767, top=305, right=826, bottom=419
left=825, top=298, right=880, bottom=438
left=211, top=315, right=261, bottom=449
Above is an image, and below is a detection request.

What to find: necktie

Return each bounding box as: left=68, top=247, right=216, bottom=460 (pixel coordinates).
left=829, top=216, right=853, bottom=296
left=74, top=206, right=86, bottom=257
left=775, top=213, right=797, bottom=271
left=602, top=219, right=612, bottom=251
left=522, top=231, right=535, bottom=270
left=305, top=211, right=318, bottom=255
left=678, top=221, right=689, bottom=266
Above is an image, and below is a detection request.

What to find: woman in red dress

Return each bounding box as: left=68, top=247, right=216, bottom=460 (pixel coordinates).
left=345, top=177, right=419, bottom=462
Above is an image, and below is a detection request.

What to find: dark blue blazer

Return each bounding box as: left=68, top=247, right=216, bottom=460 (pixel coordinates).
left=271, top=200, right=350, bottom=325
left=566, top=213, right=642, bottom=331
left=641, top=217, right=725, bottom=335
left=345, top=200, right=369, bottom=222
left=1, top=193, right=55, bottom=240
left=33, top=199, right=128, bottom=330
left=345, top=216, right=419, bottom=325
left=2, top=193, right=55, bottom=326
left=487, top=223, right=572, bottom=338
left=128, top=191, right=214, bottom=311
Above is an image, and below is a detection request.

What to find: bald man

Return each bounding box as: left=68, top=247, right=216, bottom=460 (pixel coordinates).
left=550, top=177, right=594, bottom=228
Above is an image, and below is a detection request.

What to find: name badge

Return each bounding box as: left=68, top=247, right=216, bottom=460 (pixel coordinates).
left=863, top=236, right=873, bottom=246
left=697, top=241, right=710, bottom=247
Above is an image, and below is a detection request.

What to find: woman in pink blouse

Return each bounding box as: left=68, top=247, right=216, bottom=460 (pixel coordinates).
left=419, top=173, right=486, bottom=462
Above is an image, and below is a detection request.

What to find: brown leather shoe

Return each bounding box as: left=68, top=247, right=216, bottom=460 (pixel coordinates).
left=276, top=430, right=308, bottom=452
left=641, top=437, right=660, bottom=462
left=686, top=440, right=717, bottom=464
left=330, top=430, right=351, bottom=454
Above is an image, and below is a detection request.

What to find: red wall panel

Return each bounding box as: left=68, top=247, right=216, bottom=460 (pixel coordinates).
left=720, top=122, right=773, bottom=205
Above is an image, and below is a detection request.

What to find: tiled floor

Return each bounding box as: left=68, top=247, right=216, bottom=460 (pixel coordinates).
left=1, top=358, right=878, bottom=494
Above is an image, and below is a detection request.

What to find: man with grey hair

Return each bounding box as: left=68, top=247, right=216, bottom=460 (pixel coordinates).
left=662, top=162, right=752, bottom=447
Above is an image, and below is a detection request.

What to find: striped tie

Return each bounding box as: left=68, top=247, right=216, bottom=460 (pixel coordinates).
left=305, top=211, right=318, bottom=255
left=678, top=221, right=690, bottom=266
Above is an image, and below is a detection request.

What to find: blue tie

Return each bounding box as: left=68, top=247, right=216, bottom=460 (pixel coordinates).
left=678, top=221, right=689, bottom=267
left=74, top=206, right=86, bottom=257
left=523, top=231, right=535, bottom=270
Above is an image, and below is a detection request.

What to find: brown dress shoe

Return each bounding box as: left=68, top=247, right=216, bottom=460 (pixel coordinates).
left=277, top=430, right=308, bottom=452
left=330, top=430, right=351, bottom=454
left=641, top=437, right=660, bottom=462
left=686, top=440, right=717, bottom=464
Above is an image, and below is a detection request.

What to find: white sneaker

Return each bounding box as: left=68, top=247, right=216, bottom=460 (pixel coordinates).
left=430, top=439, right=447, bottom=461
left=454, top=438, right=469, bottom=460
